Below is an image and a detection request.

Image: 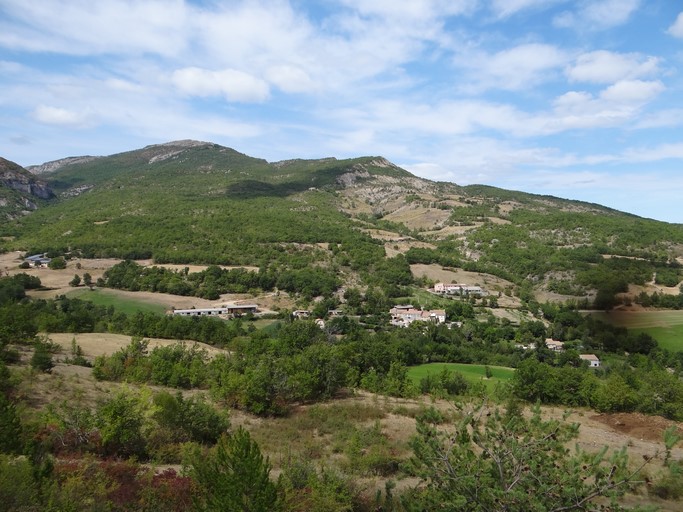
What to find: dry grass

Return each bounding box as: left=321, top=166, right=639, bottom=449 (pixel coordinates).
left=45, top=332, right=229, bottom=360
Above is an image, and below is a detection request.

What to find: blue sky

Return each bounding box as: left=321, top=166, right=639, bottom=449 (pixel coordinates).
left=2, top=0, right=683, bottom=223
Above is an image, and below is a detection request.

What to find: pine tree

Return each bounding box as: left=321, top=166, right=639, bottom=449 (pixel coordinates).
left=192, top=427, right=279, bottom=512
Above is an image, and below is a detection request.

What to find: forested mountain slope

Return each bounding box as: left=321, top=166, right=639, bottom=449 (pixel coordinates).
left=2, top=140, right=682, bottom=303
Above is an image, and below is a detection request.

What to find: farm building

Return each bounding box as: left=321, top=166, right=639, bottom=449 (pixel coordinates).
left=434, top=282, right=485, bottom=296
left=173, top=304, right=258, bottom=317
left=24, top=253, right=51, bottom=267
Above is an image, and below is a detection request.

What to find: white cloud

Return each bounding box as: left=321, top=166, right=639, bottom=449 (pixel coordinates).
left=489, top=0, right=565, bottom=19
left=454, top=43, right=568, bottom=92
left=171, top=67, right=270, bottom=103
left=668, top=12, right=683, bottom=38
left=336, top=0, right=475, bottom=21
left=554, top=0, right=640, bottom=30
left=32, top=105, right=92, bottom=127
left=265, top=65, right=315, bottom=94
left=634, top=109, right=683, bottom=129
left=623, top=142, right=683, bottom=162
left=600, top=80, right=664, bottom=103
left=0, top=0, right=190, bottom=56
left=566, top=50, right=660, bottom=83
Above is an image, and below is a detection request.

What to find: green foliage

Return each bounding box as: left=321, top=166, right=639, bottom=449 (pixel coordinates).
left=152, top=391, right=228, bottom=445
left=279, top=459, right=354, bottom=512
left=191, top=427, right=279, bottom=512
left=0, top=394, right=22, bottom=454
left=69, top=274, right=81, bottom=287
left=0, top=455, right=40, bottom=510
left=48, top=256, right=67, bottom=269
left=407, top=402, right=647, bottom=511
left=96, top=389, right=149, bottom=459
left=31, top=340, right=54, bottom=373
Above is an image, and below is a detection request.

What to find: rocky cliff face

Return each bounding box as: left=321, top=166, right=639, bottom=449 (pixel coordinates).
left=0, top=157, right=54, bottom=216
left=26, top=155, right=99, bottom=175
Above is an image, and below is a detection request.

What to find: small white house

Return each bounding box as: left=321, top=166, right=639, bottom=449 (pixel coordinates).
left=579, top=354, right=601, bottom=368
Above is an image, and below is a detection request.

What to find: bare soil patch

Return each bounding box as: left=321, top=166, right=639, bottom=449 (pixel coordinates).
left=384, top=239, right=436, bottom=258
left=422, top=224, right=482, bottom=237
left=383, top=206, right=450, bottom=231
left=45, top=332, right=228, bottom=360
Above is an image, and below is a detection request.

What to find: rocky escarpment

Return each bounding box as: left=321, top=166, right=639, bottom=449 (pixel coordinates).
left=1, top=157, right=54, bottom=199
left=26, top=155, right=99, bottom=175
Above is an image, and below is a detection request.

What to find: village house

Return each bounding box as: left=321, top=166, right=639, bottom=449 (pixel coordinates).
left=579, top=354, right=601, bottom=368
left=545, top=338, right=565, bottom=352
left=433, top=282, right=485, bottom=296
left=390, top=305, right=446, bottom=327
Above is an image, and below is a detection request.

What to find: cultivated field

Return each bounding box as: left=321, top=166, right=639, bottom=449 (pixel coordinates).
left=592, top=310, right=683, bottom=352
left=408, top=362, right=515, bottom=391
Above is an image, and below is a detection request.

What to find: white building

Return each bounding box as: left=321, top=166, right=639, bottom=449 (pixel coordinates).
left=173, top=304, right=258, bottom=317
left=434, top=282, right=485, bottom=296
left=579, top=354, right=601, bottom=368
left=390, top=306, right=446, bottom=327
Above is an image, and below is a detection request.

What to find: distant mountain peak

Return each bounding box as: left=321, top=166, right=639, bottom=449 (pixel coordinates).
left=144, top=139, right=212, bottom=150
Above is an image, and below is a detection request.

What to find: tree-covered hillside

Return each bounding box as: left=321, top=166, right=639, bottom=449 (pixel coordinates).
left=2, top=140, right=683, bottom=305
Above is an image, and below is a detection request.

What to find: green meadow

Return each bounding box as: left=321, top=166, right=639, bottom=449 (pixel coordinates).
left=591, top=310, right=683, bottom=352
left=408, top=362, right=515, bottom=391
left=66, top=288, right=167, bottom=316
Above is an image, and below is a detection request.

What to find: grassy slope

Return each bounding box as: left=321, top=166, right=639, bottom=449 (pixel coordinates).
left=66, top=288, right=167, bottom=315
left=591, top=310, right=683, bottom=352
left=407, top=362, right=515, bottom=391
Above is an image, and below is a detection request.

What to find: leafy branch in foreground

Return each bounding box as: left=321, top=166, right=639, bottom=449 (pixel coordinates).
left=407, top=402, right=653, bottom=511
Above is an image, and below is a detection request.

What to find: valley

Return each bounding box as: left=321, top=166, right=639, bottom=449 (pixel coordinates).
left=1, top=141, right=683, bottom=510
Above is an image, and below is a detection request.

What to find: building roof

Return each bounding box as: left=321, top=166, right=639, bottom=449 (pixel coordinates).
left=579, top=354, right=600, bottom=361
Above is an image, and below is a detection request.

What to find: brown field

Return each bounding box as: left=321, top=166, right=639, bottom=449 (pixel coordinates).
left=383, top=205, right=451, bottom=231
left=45, top=332, right=228, bottom=360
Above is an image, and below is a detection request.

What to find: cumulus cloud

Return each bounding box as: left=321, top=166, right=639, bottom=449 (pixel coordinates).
left=454, top=43, right=568, bottom=92
left=548, top=80, right=664, bottom=131
left=566, top=50, right=660, bottom=83
left=265, top=65, right=315, bottom=94
left=0, top=0, right=189, bottom=56
left=335, top=0, right=475, bottom=21
left=172, top=67, right=270, bottom=103
left=668, top=12, right=683, bottom=38
left=32, top=105, right=91, bottom=127
left=600, top=80, right=664, bottom=103
left=554, top=0, right=640, bottom=30
left=489, top=0, right=564, bottom=19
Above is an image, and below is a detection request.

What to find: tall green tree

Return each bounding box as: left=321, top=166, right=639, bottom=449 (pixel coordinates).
left=191, top=427, right=279, bottom=512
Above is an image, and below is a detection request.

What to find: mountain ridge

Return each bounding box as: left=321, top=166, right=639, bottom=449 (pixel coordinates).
left=1, top=141, right=681, bottom=306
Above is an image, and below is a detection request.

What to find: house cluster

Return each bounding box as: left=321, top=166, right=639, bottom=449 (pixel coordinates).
left=390, top=305, right=446, bottom=328
left=172, top=304, right=258, bottom=317
left=24, top=253, right=51, bottom=268
left=514, top=338, right=601, bottom=368
left=545, top=338, right=601, bottom=368
left=433, top=282, right=486, bottom=296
